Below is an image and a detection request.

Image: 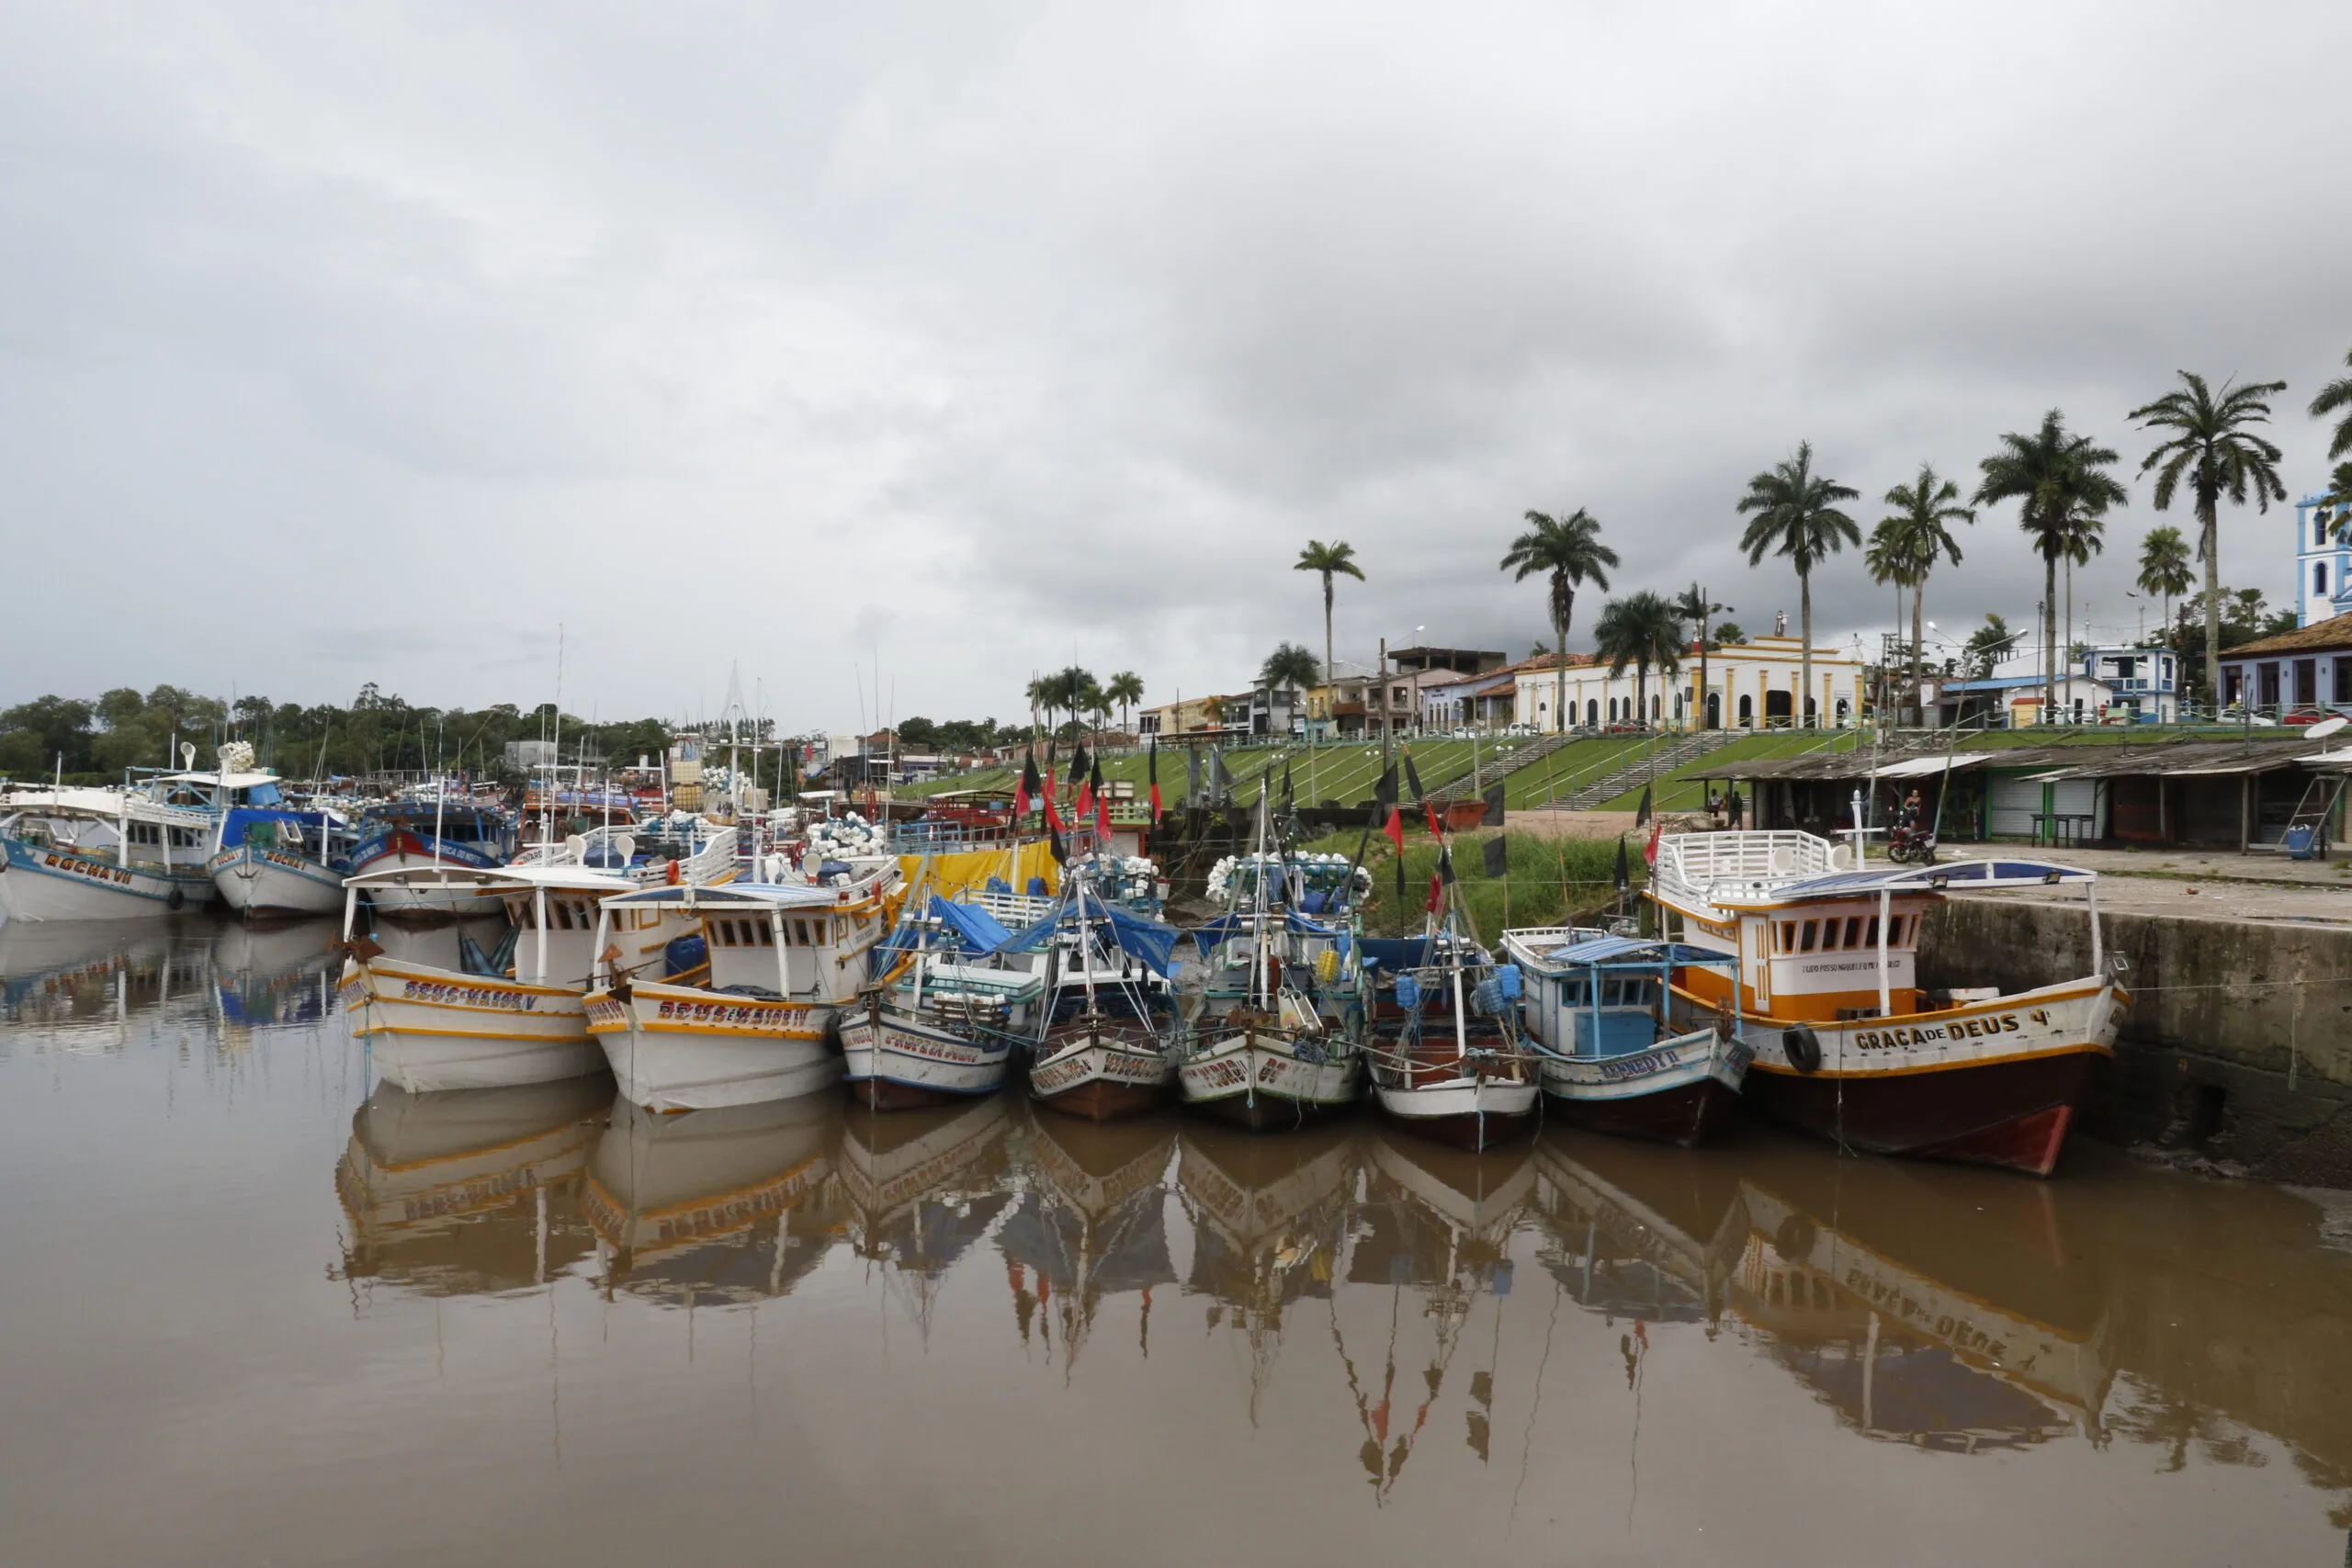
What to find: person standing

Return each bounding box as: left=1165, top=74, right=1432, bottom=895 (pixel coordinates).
left=1726, top=789, right=1744, bottom=830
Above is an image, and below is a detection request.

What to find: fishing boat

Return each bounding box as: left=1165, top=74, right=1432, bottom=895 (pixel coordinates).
left=0, top=748, right=288, bottom=920
left=1001, top=1111, right=1178, bottom=1371
left=337, top=863, right=691, bottom=1091
left=839, top=893, right=1045, bottom=1110
left=1178, top=806, right=1366, bottom=1129
left=1026, top=874, right=1185, bottom=1121
left=584, top=863, right=901, bottom=1111
left=1367, top=902, right=1539, bottom=1151
left=207, top=804, right=358, bottom=919
left=1501, top=930, right=1751, bottom=1147
left=1647, top=830, right=2129, bottom=1175
left=343, top=796, right=522, bottom=919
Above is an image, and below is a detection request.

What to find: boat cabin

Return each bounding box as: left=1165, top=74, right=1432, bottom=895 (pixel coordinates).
left=1646, top=830, right=2103, bottom=1023
left=1501, top=932, right=1740, bottom=1058
left=594, top=869, right=899, bottom=1004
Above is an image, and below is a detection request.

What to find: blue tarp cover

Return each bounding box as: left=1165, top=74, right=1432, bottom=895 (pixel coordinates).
left=929, top=895, right=1014, bottom=953
left=1189, top=910, right=1338, bottom=953
left=1542, top=936, right=1739, bottom=970
left=997, top=897, right=1182, bottom=977
left=216, top=807, right=335, bottom=851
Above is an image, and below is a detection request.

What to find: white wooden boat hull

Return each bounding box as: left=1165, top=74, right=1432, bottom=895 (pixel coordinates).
left=339, top=957, right=602, bottom=1091
left=1534, top=1022, right=1750, bottom=1147
left=0, top=836, right=212, bottom=921
left=1374, top=1077, right=1540, bottom=1126
left=586, top=981, right=844, bottom=1111
left=836, top=1006, right=1013, bottom=1105
left=1030, top=1038, right=1173, bottom=1098
left=1179, top=1026, right=1362, bottom=1128
left=209, top=843, right=345, bottom=918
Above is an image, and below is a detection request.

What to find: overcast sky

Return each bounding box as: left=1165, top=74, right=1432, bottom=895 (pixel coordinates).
left=4, top=2, right=2347, bottom=732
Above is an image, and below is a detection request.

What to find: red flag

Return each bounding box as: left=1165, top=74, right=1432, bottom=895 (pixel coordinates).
left=1644, top=817, right=1663, bottom=866
left=1425, top=873, right=1443, bottom=915
left=1075, top=773, right=1095, bottom=818
left=1424, top=797, right=1443, bottom=838
left=1382, top=806, right=1405, bottom=855
left=1045, top=771, right=1065, bottom=834
left=1096, top=793, right=1112, bottom=838
left=1148, top=739, right=1162, bottom=823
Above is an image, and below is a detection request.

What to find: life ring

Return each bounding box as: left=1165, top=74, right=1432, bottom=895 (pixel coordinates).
left=1782, top=1023, right=1822, bottom=1074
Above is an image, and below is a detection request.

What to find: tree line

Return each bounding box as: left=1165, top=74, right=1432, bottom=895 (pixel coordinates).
left=0, top=682, right=679, bottom=785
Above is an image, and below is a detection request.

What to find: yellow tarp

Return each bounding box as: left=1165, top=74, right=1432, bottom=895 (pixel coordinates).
left=895, top=838, right=1060, bottom=904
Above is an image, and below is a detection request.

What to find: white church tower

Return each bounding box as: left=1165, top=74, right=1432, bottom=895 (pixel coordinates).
left=2295, top=489, right=2352, bottom=626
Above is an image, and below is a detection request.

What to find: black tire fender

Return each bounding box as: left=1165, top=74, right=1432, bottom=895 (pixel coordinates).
left=166, top=886, right=187, bottom=912
left=1783, top=1022, right=1822, bottom=1075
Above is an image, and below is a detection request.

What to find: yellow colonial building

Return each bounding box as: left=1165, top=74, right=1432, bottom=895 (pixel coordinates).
left=1509, top=634, right=1864, bottom=730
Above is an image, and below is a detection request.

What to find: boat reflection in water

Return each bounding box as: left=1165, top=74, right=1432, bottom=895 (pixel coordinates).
left=0, top=918, right=220, bottom=1037
left=210, top=918, right=338, bottom=1045
left=1725, top=1157, right=2114, bottom=1449
left=334, top=1076, right=613, bottom=1296
left=997, top=1111, right=1176, bottom=1367
left=1342, top=1130, right=1534, bottom=1491
left=584, top=1096, right=840, bottom=1306
left=1531, top=1128, right=1751, bottom=1328
left=838, top=1097, right=1019, bottom=1332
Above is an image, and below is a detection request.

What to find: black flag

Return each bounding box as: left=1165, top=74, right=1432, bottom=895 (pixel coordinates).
left=1482, top=832, right=1510, bottom=879
left=1048, top=819, right=1068, bottom=864
left=1439, top=845, right=1457, bottom=885
left=1018, top=755, right=1042, bottom=816
left=1403, top=752, right=1426, bottom=803
left=1282, top=759, right=1295, bottom=811
left=1482, top=780, right=1507, bottom=828
left=1375, top=763, right=1398, bottom=806
left=1069, top=743, right=1090, bottom=791
left=1634, top=784, right=1654, bottom=829
left=1613, top=833, right=1631, bottom=897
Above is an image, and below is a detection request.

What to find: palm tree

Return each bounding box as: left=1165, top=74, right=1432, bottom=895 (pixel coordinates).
left=2136, top=526, right=2195, bottom=646
left=1024, top=676, right=1049, bottom=737
left=1500, top=508, right=1619, bottom=735
left=1293, top=541, right=1365, bottom=694
left=1974, top=412, right=2129, bottom=721
left=2129, top=372, right=2288, bottom=705
left=1106, top=671, right=1144, bottom=734
left=1736, top=442, right=1860, bottom=728
left=1879, top=466, right=1973, bottom=696
left=1864, top=520, right=1919, bottom=723
left=1964, top=614, right=2020, bottom=680
left=1259, top=642, right=1320, bottom=735
left=2313, top=346, right=2352, bottom=462
left=1668, top=584, right=1731, bottom=729
left=1595, top=592, right=1687, bottom=728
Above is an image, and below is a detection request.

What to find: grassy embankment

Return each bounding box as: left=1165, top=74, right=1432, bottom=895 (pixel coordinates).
left=1298, top=825, right=1639, bottom=938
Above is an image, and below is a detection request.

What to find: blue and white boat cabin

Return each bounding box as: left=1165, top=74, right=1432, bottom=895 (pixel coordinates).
left=1500, top=931, right=1740, bottom=1059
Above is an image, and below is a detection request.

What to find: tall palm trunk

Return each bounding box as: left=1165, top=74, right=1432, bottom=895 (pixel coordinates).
left=1799, top=570, right=1814, bottom=728
left=1322, top=577, right=1336, bottom=705
left=2199, top=498, right=2222, bottom=708
left=2043, top=547, right=2060, bottom=721
left=1910, top=573, right=1927, bottom=720
left=1634, top=663, right=1648, bottom=729
left=1553, top=574, right=1573, bottom=734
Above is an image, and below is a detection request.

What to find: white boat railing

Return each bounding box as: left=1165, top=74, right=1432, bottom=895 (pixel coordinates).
left=1654, top=830, right=1840, bottom=909
left=1496, top=926, right=1612, bottom=972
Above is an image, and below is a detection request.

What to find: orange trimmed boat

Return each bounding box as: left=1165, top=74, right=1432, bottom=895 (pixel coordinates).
left=1646, top=830, right=2128, bottom=1176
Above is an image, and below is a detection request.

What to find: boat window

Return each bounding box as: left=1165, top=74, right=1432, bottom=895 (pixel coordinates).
left=756, top=921, right=775, bottom=947
left=1842, top=917, right=1862, bottom=949
left=1778, top=921, right=1795, bottom=954
left=1799, top=920, right=1818, bottom=953
left=1559, top=977, right=1588, bottom=1007
left=1862, top=917, right=1880, bottom=949
left=516, top=903, right=536, bottom=929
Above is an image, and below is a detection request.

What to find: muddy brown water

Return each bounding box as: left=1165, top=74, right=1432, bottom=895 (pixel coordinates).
left=3, top=919, right=2349, bottom=1567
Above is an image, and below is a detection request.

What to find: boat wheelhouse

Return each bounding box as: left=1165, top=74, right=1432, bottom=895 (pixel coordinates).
left=336, top=863, right=670, bottom=1091
left=1646, top=830, right=2128, bottom=1175
left=1500, top=931, right=1751, bottom=1147
left=584, top=864, right=901, bottom=1111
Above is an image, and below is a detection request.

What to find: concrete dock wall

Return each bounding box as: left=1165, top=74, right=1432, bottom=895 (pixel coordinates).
left=1920, top=899, right=2352, bottom=1185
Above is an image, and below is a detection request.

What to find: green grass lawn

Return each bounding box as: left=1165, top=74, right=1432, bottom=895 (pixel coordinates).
left=1298, top=826, right=1640, bottom=937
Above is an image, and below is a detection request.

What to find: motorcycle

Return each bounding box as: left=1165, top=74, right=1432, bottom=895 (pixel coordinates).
left=1885, top=819, right=1936, bottom=864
